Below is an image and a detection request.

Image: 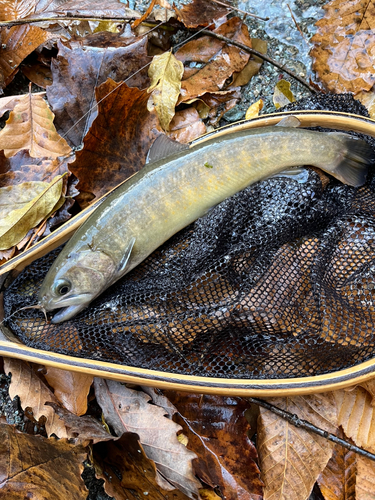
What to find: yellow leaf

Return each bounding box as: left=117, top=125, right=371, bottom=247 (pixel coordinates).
left=356, top=88, right=375, bottom=119
left=0, top=175, right=65, bottom=250
left=273, top=79, right=296, bottom=109
left=147, top=51, right=184, bottom=131
left=199, top=488, right=221, bottom=500
left=93, top=21, right=121, bottom=33
left=0, top=93, right=72, bottom=158
left=245, top=99, right=264, bottom=120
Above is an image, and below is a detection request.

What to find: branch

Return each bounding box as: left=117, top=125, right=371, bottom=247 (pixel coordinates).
left=248, top=397, right=375, bottom=462
left=0, top=15, right=138, bottom=28
left=200, top=29, right=317, bottom=94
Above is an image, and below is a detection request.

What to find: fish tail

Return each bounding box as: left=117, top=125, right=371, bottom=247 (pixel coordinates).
left=320, top=133, right=375, bottom=187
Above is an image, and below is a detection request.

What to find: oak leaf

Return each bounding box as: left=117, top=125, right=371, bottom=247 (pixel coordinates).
left=0, top=174, right=64, bottom=250
left=310, top=0, right=375, bottom=94
left=93, top=379, right=201, bottom=499
left=44, top=367, right=93, bottom=416
left=0, top=93, right=71, bottom=158
left=147, top=51, right=184, bottom=131
left=0, top=423, right=87, bottom=499
left=257, top=394, right=337, bottom=500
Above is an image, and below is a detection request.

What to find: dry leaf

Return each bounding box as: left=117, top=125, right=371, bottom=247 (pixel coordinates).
left=21, top=62, right=53, bottom=89
left=245, top=99, right=264, bottom=120
left=168, top=107, right=206, bottom=143
left=147, top=51, right=184, bottom=131
left=230, top=38, right=267, bottom=88
left=44, top=367, right=93, bottom=416
left=310, top=0, right=375, bottom=93
left=273, top=79, right=296, bottom=109
left=356, top=455, right=375, bottom=499
left=0, top=94, right=71, bottom=158
left=174, top=0, right=230, bottom=28
left=94, top=379, right=201, bottom=499
left=356, top=87, right=375, bottom=119
left=4, top=358, right=68, bottom=438
left=258, top=394, right=338, bottom=500
left=0, top=175, right=64, bottom=250
left=0, top=423, right=87, bottom=499
left=164, top=391, right=263, bottom=500
left=69, top=79, right=162, bottom=202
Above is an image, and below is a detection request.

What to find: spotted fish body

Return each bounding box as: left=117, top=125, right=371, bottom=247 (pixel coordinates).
left=39, top=126, right=374, bottom=322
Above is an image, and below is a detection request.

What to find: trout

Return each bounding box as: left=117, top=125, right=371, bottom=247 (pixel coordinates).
left=38, top=125, right=374, bottom=322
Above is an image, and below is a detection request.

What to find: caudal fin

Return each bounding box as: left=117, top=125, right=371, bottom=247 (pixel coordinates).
left=328, top=134, right=375, bottom=187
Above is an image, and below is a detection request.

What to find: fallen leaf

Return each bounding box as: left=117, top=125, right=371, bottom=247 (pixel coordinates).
left=3, top=358, right=68, bottom=438
left=94, top=432, right=192, bottom=500
left=164, top=391, right=263, bottom=500
left=21, top=62, right=53, bottom=88
left=0, top=92, right=44, bottom=118
left=0, top=175, right=64, bottom=250
left=258, top=394, right=337, bottom=500
left=176, top=17, right=252, bottom=103
left=0, top=423, right=87, bottom=499
left=199, top=489, right=222, bottom=500
left=69, top=79, right=162, bottom=202
left=46, top=33, right=152, bottom=147
left=356, top=455, right=375, bottom=499
left=310, top=0, right=375, bottom=93
left=334, top=387, right=375, bottom=452
left=168, top=107, right=206, bottom=143
left=0, top=25, right=49, bottom=90
left=245, top=99, right=264, bottom=120
left=0, top=0, right=36, bottom=20
left=174, top=0, right=230, bottom=28
left=356, top=87, right=375, bottom=119
left=131, top=0, right=156, bottom=28
left=273, top=79, right=296, bottom=109
left=94, top=379, right=201, bottom=499
left=147, top=51, right=184, bottom=131
left=44, top=367, right=93, bottom=416
left=0, top=93, right=71, bottom=159
left=230, top=38, right=267, bottom=88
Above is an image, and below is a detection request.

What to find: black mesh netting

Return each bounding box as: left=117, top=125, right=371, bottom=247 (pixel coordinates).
left=4, top=94, right=375, bottom=379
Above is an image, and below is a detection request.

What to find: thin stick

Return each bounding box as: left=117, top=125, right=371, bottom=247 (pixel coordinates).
left=287, top=4, right=309, bottom=45
left=248, top=397, right=375, bottom=462
left=0, top=15, right=138, bottom=28
left=210, top=0, right=269, bottom=21
left=200, top=29, right=317, bottom=94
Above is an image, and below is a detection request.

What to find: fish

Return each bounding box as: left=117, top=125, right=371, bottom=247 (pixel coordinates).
left=38, top=123, right=374, bottom=323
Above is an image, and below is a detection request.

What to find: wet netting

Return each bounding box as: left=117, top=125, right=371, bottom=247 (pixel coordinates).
left=4, top=94, right=375, bottom=379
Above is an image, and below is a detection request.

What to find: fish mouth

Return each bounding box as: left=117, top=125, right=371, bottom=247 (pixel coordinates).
left=50, top=304, right=88, bottom=323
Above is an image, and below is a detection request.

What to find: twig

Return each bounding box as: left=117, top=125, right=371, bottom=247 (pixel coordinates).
left=287, top=4, right=309, bottom=45
left=210, top=0, right=269, bottom=21
left=0, top=15, right=138, bottom=28
left=248, top=397, right=375, bottom=462
left=200, top=29, right=317, bottom=94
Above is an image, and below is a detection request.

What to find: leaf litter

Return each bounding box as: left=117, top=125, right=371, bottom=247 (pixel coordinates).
left=3, top=1, right=375, bottom=499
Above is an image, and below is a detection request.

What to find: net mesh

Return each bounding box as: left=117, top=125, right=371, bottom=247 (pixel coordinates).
left=4, top=94, right=375, bottom=379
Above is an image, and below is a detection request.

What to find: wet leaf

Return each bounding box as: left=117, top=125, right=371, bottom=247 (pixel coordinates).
left=245, top=99, right=264, bottom=120
left=168, top=108, right=206, bottom=143
left=0, top=174, right=64, bottom=250
left=94, top=379, right=201, bottom=499
left=174, top=0, right=230, bottom=28
left=4, top=358, right=68, bottom=438
left=0, top=94, right=71, bottom=159
left=0, top=423, right=87, bottom=499
left=44, top=367, right=93, bottom=416
left=69, top=79, right=162, bottom=202
left=46, top=33, right=152, bottom=147
left=273, top=79, right=296, bottom=109
left=176, top=17, right=252, bottom=103
left=147, top=51, right=184, bottom=131
left=21, top=62, right=53, bottom=89
left=355, top=87, right=375, bottom=119
left=310, top=0, right=375, bottom=94
left=230, top=38, right=267, bottom=88
left=258, top=394, right=337, bottom=500
left=164, top=391, right=263, bottom=500
left=0, top=0, right=36, bottom=20
left=0, top=25, right=49, bottom=90
left=94, top=432, right=192, bottom=500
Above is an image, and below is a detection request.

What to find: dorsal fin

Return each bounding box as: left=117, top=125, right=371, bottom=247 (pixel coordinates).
left=146, top=135, right=189, bottom=164
left=276, top=115, right=301, bottom=128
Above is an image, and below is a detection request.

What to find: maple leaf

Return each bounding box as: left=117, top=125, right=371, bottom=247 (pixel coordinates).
left=0, top=93, right=71, bottom=158
left=310, top=0, right=375, bottom=94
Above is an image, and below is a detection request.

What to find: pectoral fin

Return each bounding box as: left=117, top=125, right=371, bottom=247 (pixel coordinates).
left=276, top=115, right=301, bottom=127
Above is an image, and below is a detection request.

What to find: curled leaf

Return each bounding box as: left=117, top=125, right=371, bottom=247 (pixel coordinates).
left=273, top=79, right=296, bottom=109
left=147, top=51, right=184, bottom=131
left=245, top=99, right=264, bottom=120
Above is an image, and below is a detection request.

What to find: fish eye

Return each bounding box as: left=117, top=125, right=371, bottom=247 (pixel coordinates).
left=54, top=280, right=71, bottom=296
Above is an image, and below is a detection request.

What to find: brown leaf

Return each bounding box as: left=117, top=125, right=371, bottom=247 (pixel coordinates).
left=0, top=25, right=49, bottom=90
left=176, top=17, right=251, bottom=103
left=44, top=367, right=93, bottom=416
left=168, top=107, right=206, bottom=143
left=174, top=0, right=230, bottom=28
left=21, top=62, right=53, bottom=89
left=46, top=33, right=152, bottom=147
left=230, top=38, right=267, bottom=88
left=164, top=391, right=263, bottom=500
left=94, top=432, right=192, bottom=500
left=69, top=79, right=162, bottom=202
left=0, top=423, right=88, bottom=499
left=310, top=0, right=375, bottom=94
left=94, top=379, right=201, bottom=499
left=258, top=394, right=337, bottom=500
left=3, top=358, right=68, bottom=438
left=0, top=93, right=72, bottom=159
left=0, top=0, right=36, bottom=20
left=356, top=455, right=375, bottom=499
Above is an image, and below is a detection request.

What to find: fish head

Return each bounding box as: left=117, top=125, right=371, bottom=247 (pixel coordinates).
left=38, top=249, right=117, bottom=323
